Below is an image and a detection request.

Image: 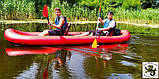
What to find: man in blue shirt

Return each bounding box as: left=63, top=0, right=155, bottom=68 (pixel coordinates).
left=38, top=8, right=67, bottom=36
left=97, top=11, right=116, bottom=36
left=77, top=11, right=116, bottom=36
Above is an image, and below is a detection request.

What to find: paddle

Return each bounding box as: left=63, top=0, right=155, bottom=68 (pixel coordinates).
left=42, top=5, right=50, bottom=29
left=92, top=1, right=102, bottom=48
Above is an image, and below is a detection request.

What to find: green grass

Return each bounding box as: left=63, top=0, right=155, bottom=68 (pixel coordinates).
left=0, top=0, right=159, bottom=25
left=114, top=8, right=159, bottom=24
left=0, top=0, right=35, bottom=20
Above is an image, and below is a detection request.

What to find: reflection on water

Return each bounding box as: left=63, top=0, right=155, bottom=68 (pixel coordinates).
left=0, top=23, right=159, bottom=79
left=15, top=63, right=39, bottom=79
left=4, top=44, right=130, bottom=79
left=6, top=47, right=61, bottom=56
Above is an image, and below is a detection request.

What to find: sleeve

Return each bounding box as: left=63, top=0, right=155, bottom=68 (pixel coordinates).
left=108, top=20, right=115, bottom=28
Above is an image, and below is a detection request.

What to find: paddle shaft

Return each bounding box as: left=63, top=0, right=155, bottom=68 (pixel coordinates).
left=95, top=20, right=99, bottom=38
left=91, top=1, right=102, bottom=48
left=47, top=17, right=49, bottom=23
left=95, top=3, right=102, bottom=37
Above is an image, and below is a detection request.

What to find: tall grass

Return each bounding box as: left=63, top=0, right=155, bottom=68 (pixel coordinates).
left=114, top=8, right=159, bottom=24
left=0, top=0, right=159, bottom=25
left=48, top=0, right=98, bottom=21
left=0, top=0, right=35, bottom=20
left=48, top=0, right=159, bottom=24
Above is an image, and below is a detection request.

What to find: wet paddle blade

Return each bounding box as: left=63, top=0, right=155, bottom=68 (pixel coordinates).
left=42, top=5, right=48, bottom=18
left=92, top=38, right=97, bottom=48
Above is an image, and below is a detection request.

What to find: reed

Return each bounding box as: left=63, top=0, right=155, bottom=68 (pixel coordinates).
left=114, top=8, right=159, bottom=24
left=0, top=0, right=158, bottom=25
left=48, top=0, right=159, bottom=25
left=0, top=0, right=35, bottom=20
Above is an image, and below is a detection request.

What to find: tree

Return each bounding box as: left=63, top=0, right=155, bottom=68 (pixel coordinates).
left=141, top=0, right=159, bottom=9
left=33, top=0, right=52, bottom=18
left=60, top=0, right=80, bottom=6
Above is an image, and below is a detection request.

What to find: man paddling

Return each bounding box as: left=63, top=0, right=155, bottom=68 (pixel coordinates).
left=97, top=11, right=116, bottom=36
left=77, top=11, right=116, bottom=36
left=39, top=8, right=67, bottom=36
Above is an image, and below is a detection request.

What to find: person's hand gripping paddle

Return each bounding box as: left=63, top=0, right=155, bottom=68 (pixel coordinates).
left=92, top=1, right=102, bottom=48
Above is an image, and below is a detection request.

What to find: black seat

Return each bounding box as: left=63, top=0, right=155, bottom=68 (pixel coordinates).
left=64, top=23, right=71, bottom=36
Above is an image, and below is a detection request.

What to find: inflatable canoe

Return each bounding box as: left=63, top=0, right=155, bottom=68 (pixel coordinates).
left=4, top=28, right=130, bottom=45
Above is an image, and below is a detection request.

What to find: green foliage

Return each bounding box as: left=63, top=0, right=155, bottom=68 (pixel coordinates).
left=62, top=0, right=81, bottom=6
left=0, top=0, right=159, bottom=24
left=79, top=0, right=142, bottom=10
left=0, top=0, right=35, bottom=19
left=114, top=7, right=159, bottom=24
left=141, top=0, right=159, bottom=9
left=121, top=0, right=141, bottom=10
left=79, top=0, right=159, bottom=10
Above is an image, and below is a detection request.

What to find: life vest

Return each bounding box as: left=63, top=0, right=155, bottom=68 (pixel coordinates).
left=103, top=19, right=116, bottom=35
left=54, top=16, right=67, bottom=33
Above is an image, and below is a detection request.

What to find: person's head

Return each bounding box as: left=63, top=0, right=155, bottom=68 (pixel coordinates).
left=55, top=8, right=61, bottom=17
left=107, top=11, right=114, bottom=20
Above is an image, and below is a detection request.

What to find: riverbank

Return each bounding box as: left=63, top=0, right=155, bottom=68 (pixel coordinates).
left=0, top=19, right=159, bottom=28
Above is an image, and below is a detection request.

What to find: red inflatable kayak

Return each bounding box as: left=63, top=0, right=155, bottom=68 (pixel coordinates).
left=4, top=28, right=130, bottom=45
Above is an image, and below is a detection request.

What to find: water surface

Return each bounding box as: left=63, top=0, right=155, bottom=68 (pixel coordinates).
left=0, top=23, right=159, bottom=79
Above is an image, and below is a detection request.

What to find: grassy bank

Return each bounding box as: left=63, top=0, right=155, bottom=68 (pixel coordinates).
left=116, top=23, right=159, bottom=34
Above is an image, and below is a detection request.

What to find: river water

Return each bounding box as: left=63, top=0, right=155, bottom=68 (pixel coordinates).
left=0, top=23, right=159, bottom=79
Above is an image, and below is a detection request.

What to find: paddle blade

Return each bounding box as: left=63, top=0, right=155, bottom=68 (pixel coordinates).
left=92, top=38, right=98, bottom=48
left=43, top=5, right=48, bottom=18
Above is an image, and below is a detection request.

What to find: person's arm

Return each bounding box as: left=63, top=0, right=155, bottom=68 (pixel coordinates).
left=98, top=17, right=105, bottom=23
left=49, top=17, right=65, bottom=29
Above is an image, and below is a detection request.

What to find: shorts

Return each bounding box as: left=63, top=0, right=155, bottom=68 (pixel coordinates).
left=89, top=30, right=108, bottom=36
left=48, top=30, right=63, bottom=36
